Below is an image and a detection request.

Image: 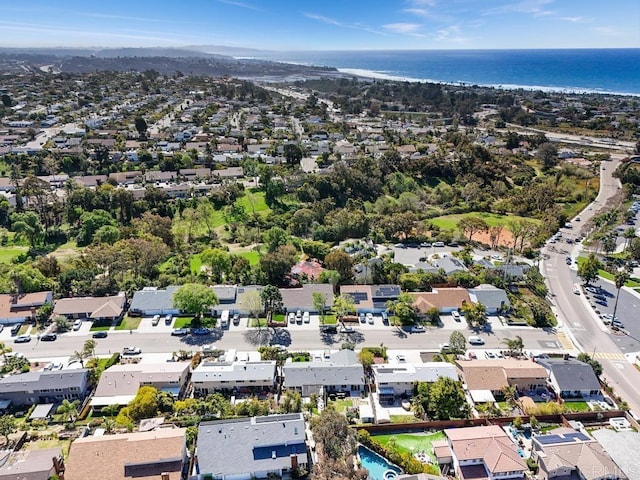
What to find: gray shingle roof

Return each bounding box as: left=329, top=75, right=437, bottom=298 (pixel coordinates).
left=536, top=358, right=601, bottom=391
left=468, top=284, right=510, bottom=310
left=283, top=350, right=364, bottom=389
left=197, top=414, right=306, bottom=477
left=129, top=286, right=180, bottom=314
left=191, top=361, right=276, bottom=383
left=0, top=369, right=88, bottom=394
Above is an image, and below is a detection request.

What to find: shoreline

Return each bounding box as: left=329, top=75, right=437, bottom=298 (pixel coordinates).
left=237, top=55, right=640, bottom=98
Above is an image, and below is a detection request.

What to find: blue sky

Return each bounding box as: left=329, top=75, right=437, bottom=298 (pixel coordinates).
left=0, top=0, right=638, bottom=50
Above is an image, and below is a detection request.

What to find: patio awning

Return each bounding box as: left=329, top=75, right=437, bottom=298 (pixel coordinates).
left=379, top=387, right=394, bottom=395
left=30, top=403, right=54, bottom=419
left=470, top=390, right=496, bottom=403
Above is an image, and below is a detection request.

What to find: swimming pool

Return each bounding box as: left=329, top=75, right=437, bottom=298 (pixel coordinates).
left=358, top=445, right=402, bottom=480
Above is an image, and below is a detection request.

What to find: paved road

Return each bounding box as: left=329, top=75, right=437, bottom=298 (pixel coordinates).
left=11, top=326, right=562, bottom=361
left=542, top=154, right=640, bottom=414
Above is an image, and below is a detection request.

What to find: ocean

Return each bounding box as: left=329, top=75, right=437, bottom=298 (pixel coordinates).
left=242, top=49, right=640, bottom=96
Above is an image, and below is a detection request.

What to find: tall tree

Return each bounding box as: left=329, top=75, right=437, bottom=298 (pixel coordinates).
left=311, top=407, right=356, bottom=461
left=449, top=331, right=466, bottom=354
left=427, top=377, right=469, bottom=420
left=324, top=250, right=354, bottom=284
left=173, top=283, right=219, bottom=319
left=134, top=117, right=148, bottom=139
left=458, top=216, right=489, bottom=241
left=577, top=253, right=601, bottom=285
left=501, top=335, right=524, bottom=357
left=260, top=284, right=283, bottom=315
left=333, top=294, right=355, bottom=321
left=0, top=415, right=16, bottom=445
left=56, top=399, right=80, bottom=424
left=312, top=292, right=328, bottom=324
left=611, top=270, right=630, bottom=326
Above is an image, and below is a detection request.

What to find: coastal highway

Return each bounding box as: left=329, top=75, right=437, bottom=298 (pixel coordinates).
left=541, top=154, right=640, bottom=414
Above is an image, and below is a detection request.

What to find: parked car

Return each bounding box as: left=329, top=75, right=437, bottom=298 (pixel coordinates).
left=14, top=334, right=31, bottom=343
left=295, top=310, right=303, bottom=324
left=612, top=319, right=624, bottom=329
left=171, top=328, right=190, bottom=336
left=10, top=324, right=21, bottom=336
left=451, top=311, right=461, bottom=321
left=433, top=241, right=445, bottom=247
left=288, top=312, right=295, bottom=323
left=381, top=311, right=389, bottom=324
left=565, top=256, right=572, bottom=265
left=164, top=314, right=173, bottom=326
left=40, top=333, right=57, bottom=342
left=410, top=325, right=426, bottom=333
left=232, top=312, right=240, bottom=326
left=359, top=313, right=366, bottom=323
left=339, top=326, right=355, bottom=334
left=303, top=311, right=310, bottom=323
left=151, top=314, right=160, bottom=326
left=468, top=335, right=484, bottom=345
left=192, top=328, right=210, bottom=336
left=92, top=331, right=108, bottom=339
left=485, top=351, right=496, bottom=359
left=122, top=346, right=142, bottom=355
left=72, top=319, right=82, bottom=331
left=321, top=325, right=338, bottom=334
left=438, top=343, right=451, bottom=353
left=366, top=313, right=374, bottom=324
left=594, top=299, right=608, bottom=307
left=420, top=242, right=431, bottom=248
left=396, top=355, right=407, bottom=363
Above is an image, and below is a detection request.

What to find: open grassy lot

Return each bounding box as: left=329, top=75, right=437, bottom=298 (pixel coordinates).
left=429, top=212, right=540, bottom=232
left=375, top=431, right=445, bottom=462
left=0, top=246, right=28, bottom=263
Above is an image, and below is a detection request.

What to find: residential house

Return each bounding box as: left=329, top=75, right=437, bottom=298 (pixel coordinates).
left=282, top=349, right=365, bottom=397
left=536, top=357, right=601, bottom=399
left=339, top=284, right=401, bottom=313
left=108, top=171, right=143, bottom=185
left=372, top=363, right=458, bottom=404
left=280, top=284, right=334, bottom=313
left=290, top=260, right=325, bottom=281
left=91, top=362, right=191, bottom=408
left=0, top=446, right=63, bottom=480
left=53, top=294, right=126, bottom=322
left=129, top=286, right=182, bottom=316
left=532, top=427, right=625, bottom=480
left=191, top=360, right=277, bottom=397
left=456, top=359, right=548, bottom=403
left=0, top=369, right=89, bottom=406
left=468, top=284, right=510, bottom=314
left=0, top=291, right=53, bottom=325
left=193, top=413, right=307, bottom=480
left=409, top=288, right=471, bottom=314
left=592, top=429, right=640, bottom=480
left=432, top=256, right=468, bottom=275
left=65, top=427, right=187, bottom=480
left=441, top=425, right=527, bottom=480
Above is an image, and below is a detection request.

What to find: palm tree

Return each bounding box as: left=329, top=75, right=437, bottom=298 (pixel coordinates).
left=57, top=399, right=79, bottom=425
left=103, top=417, right=116, bottom=434
left=501, top=335, right=524, bottom=357
left=0, top=343, right=12, bottom=361
left=101, top=403, right=120, bottom=418
left=69, top=349, right=89, bottom=367
left=502, top=385, right=519, bottom=411
left=83, top=339, right=96, bottom=358
left=612, top=270, right=630, bottom=326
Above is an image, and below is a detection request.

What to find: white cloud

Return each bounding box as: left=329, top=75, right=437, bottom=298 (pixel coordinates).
left=593, top=26, right=623, bottom=36
left=559, top=16, right=585, bottom=23
left=304, top=12, right=384, bottom=35
left=434, top=25, right=466, bottom=43
left=383, top=22, right=422, bottom=34
left=217, top=0, right=261, bottom=12
left=483, top=0, right=554, bottom=17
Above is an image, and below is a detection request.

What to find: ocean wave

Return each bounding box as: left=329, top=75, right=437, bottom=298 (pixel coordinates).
left=338, top=68, right=640, bottom=97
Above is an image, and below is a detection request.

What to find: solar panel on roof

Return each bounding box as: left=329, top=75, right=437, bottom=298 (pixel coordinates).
left=347, top=292, right=369, bottom=304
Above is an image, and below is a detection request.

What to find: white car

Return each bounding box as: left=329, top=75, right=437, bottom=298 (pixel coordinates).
left=468, top=335, right=485, bottom=345
left=451, top=311, right=461, bottom=321
left=288, top=312, right=295, bottom=323
left=122, top=346, right=142, bottom=355
left=439, top=343, right=451, bottom=353
left=72, top=319, right=82, bottom=331
left=302, top=311, right=310, bottom=323
left=396, top=355, right=407, bottom=363
left=366, top=313, right=374, bottom=324
left=410, top=325, right=426, bottom=333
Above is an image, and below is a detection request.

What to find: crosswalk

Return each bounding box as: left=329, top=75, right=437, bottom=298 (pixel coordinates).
left=592, top=352, right=627, bottom=360
left=556, top=332, right=575, bottom=350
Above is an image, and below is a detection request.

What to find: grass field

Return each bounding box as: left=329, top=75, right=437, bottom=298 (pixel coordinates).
left=563, top=401, right=590, bottom=412
left=375, top=431, right=445, bottom=461
left=236, top=249, right=261, bottom=265
left=0, top=246, right=28, bottom=263
left=114, top=316, right=142, bottom=331
left=429, top=212, right=540, bottom=232
left=173, top=316, right=195, bottom=328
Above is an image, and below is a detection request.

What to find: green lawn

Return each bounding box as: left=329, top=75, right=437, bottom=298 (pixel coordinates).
left=90, top=323, right=111, bottom=331
left=563, top=401, right=591, bottom=412
left=375, top=431, right=446, bottom=462
left=236, top=249, right=261, bottom=265
left=237, top=189, right=270, bottom=215
left=173, top=316, right=195, bottom=328
left=114, top=316, right=142, bottom=331
left=429, top=212, right=540, bottom=232
left=390, top=415, right=423, bottom=424
left=190, top=255, right=204, bottom=274
left=320, top=314, right=337, bottom=325
left=327, top=399, right=353, bottom=413
left=0, top=246, right=28, bottom=263
left=249, top=317, right=268, bottom=327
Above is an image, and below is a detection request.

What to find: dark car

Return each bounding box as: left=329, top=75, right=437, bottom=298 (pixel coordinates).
left=321, top=325, right=338, bottom=334
left=171, top=328, right=190, bottom=336
left=593, top=293, right=607, bottom=301
left=92, top=331, right=108, bottom=339
left=565, top=257, right=572, bottom=265
left=40, top=333, right=57, bottom=342
left=10, top=324, right=21, bottom=336
left=192, top=328, right=210, bottom=336
left=594, top=299, right=608, bottom=306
